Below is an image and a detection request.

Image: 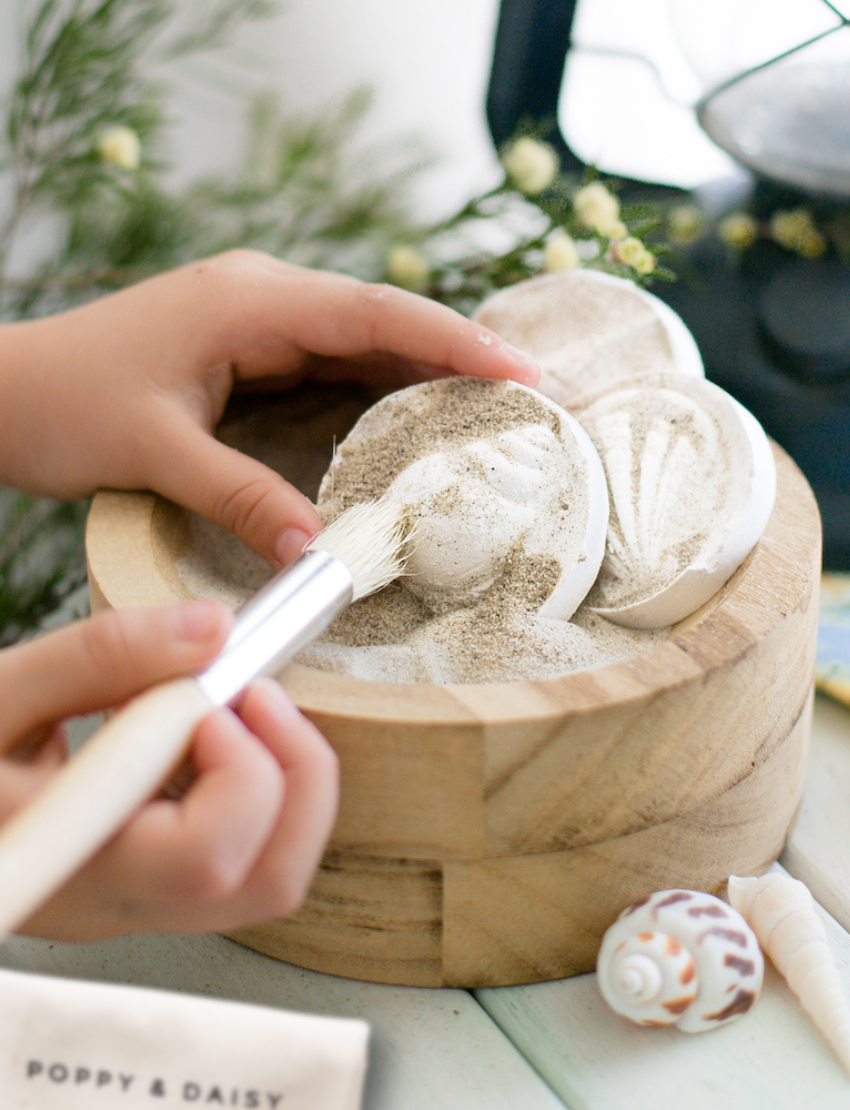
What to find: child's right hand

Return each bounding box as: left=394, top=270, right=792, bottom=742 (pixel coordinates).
left=0, top=599, right=339, bottom=940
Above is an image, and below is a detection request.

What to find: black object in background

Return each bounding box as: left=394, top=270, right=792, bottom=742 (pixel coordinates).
left=486, top=0, right=850, bottom=569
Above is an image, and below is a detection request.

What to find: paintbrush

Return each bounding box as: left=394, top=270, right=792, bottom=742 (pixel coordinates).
left=0, top=498, right=412, bottom=936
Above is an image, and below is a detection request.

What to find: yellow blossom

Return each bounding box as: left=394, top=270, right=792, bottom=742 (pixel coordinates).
left=97, top=125, right=141, bottom=170
left=719, top=212, right=759, bottom=250
left=574, top=182, right=626, bottom=238
left=615, top=236, right=655, bottom=274
left=386, top=245, right=429, bottom=291
left=770, top=208, right=827, bottom=258
left=544, top=231, right=581, bottom=272
left=501, top=137, right=559, bottom=196
left=668, top=204, right=704, bottom=244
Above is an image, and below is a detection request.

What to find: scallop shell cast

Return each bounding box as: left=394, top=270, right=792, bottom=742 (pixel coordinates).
left=577, top=372, right=777, bottom=629
left=317, top=377, right=609, bottom=622
left=472, top=269, right=704, bottom=409
left=597, top=888, right=764, bottom=1033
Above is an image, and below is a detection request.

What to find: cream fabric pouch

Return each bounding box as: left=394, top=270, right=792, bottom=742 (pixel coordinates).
left=0, top=966, right=368, bottom=1108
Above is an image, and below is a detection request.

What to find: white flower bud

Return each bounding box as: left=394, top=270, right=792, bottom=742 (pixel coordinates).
left=98, top=126, right=141, bottom=170
left=544, top=231, right=581, bottom=272
left=615, top=237, right=656, bottom=274
left=668, top=205, right=704, bottom=244
left=387, top=245, right=429, bottom=291
left=574, top=182, right=625, bottom=238
left=501, top=137, right=559, bottom=196
left=769, top=208, right=826, bottom=258
left=719, top=212, right=758, bottom=250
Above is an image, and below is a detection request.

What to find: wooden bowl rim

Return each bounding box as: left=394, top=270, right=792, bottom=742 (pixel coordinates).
left=86, top=442, right=819, bottom=727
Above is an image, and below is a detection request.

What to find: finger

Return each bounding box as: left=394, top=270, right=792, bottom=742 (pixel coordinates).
left=21, top=707, right=286, bottom=940
left=19, top=683, right=337, bottom=939
left=150, top=416, right=323, bottom=569
left=5, top=721, right=68, bottom=767
left=0, top=726, right=69, bottom=823
left=0, top=601, right=232, bottom=749
left=229, top=679, right=339, bottom=922
left=219, top=262, right=540, bottom=387
left=108, top=708, right=284, bottom=906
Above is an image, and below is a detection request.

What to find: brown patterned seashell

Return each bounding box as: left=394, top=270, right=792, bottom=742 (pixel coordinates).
left=728, top=873, right=850, bottom=1074
left=597, top=888, right=764, bottom=1033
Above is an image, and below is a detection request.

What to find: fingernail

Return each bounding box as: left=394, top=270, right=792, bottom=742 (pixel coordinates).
left=275, top=527, right=314, bottom=568
left=172, top=599, right=228, bottom=642
left=503, top=344, right=541, bottom=386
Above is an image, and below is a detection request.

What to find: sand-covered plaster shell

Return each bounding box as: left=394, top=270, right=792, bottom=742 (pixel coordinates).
left=472, top=269, right=704, bottom=409
left=597, top=888, right=764, bottom=1033
left=317, top=377, right=609, bottom=621
left=577, top=373, right=777, bottom=629
left=729, top=873, right=850, bottom=1074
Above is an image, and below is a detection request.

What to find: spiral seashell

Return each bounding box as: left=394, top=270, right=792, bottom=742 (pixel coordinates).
left=597, top=888, right=764, bottom=1033
left=728, top=873, right=850, bottom=1074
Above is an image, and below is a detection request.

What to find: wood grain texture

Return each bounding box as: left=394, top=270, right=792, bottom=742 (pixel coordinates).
left=86, top=387, right=821, bottom=987
left=230, top=690, right=811, bottom=987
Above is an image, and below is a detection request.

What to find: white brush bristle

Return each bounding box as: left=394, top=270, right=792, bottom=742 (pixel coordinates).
left=307, top=499, right=414, bottom=601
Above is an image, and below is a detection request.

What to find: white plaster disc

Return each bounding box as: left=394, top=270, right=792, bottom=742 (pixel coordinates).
left=317, top=377, right=609, bottom=622
left=472, top=269, right=704, bottom=409
left=576, top=373, right=777, bottom=629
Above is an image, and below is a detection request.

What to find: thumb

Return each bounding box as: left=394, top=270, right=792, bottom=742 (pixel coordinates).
left=150, top=420, right=323, bottom=568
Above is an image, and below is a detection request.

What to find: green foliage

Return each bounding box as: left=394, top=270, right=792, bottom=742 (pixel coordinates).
left=0, top=492, right=88, bottom=647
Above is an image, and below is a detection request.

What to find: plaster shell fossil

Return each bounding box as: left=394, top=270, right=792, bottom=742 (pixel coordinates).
left=597, top=888, right=764, bottom=1033
left=728, top=873, right=850, bottom=1074
left=577, top=372, right=777, bottom=628
left=317, top=377, right=609, bottom=621
left=472, top=269, right=704, bottom=409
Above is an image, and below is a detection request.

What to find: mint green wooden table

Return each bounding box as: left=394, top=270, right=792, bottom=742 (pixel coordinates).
left=3, top=593, right=850, bottom=1108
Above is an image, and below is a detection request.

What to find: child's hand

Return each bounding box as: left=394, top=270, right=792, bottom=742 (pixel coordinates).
left=0, top=599, right=338, bottom=940
left=0, top=253, right=539, bottom=568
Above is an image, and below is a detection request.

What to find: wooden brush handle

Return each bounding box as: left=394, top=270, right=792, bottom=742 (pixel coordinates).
left=0, top=677, right=214, bottom=936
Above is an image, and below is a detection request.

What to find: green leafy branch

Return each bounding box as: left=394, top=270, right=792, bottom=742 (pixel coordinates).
left=382, top=134, right=675, bottom=316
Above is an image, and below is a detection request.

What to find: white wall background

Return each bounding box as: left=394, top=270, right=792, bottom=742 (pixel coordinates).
left=0, top=0, right=507, bottom=224
left=1, top=0, right=829, bottom=249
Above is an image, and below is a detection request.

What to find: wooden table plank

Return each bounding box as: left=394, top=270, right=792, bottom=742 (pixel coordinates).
left=475, top=867, right=850, bottom=1110
left=0, top=932, right=568, bottom=1110
left=781, top=694, right=850, bottom=929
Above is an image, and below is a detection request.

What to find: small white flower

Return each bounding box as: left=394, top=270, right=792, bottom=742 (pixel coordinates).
left=544, top=230, right=581, bottom=272
left=614, top=236, right=656, bottom=275
left=387, top=245, right=429, bottom=291
left=501, top=137, right=559, bottom=196
left=719, top=212, right=758, bottom=250
left=574, top=182, right=626, bottom=238
left=98, top=125, right=141, bottom=171
left=769, top=207, right=826, bottom=258
left=668, top=205, right=704, bottom=244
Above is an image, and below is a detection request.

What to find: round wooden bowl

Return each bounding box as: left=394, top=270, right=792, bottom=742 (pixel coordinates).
left=86, top=385, right=821, bottom=988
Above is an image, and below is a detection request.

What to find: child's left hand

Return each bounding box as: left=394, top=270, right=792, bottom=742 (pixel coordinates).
left=0, top=252, right=539, bottom=568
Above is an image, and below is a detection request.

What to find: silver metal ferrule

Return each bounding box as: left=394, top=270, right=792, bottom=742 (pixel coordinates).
left=196, top=549, right=353, bottom=707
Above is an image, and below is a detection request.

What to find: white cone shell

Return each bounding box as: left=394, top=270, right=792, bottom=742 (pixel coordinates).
left=597, top=888, right=764, bottom=1033
left=473, top=269, right=704, bottom=410
left=728, top=873, right=850, bottom=1074
left=577, top=372, right=777, bottom=629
